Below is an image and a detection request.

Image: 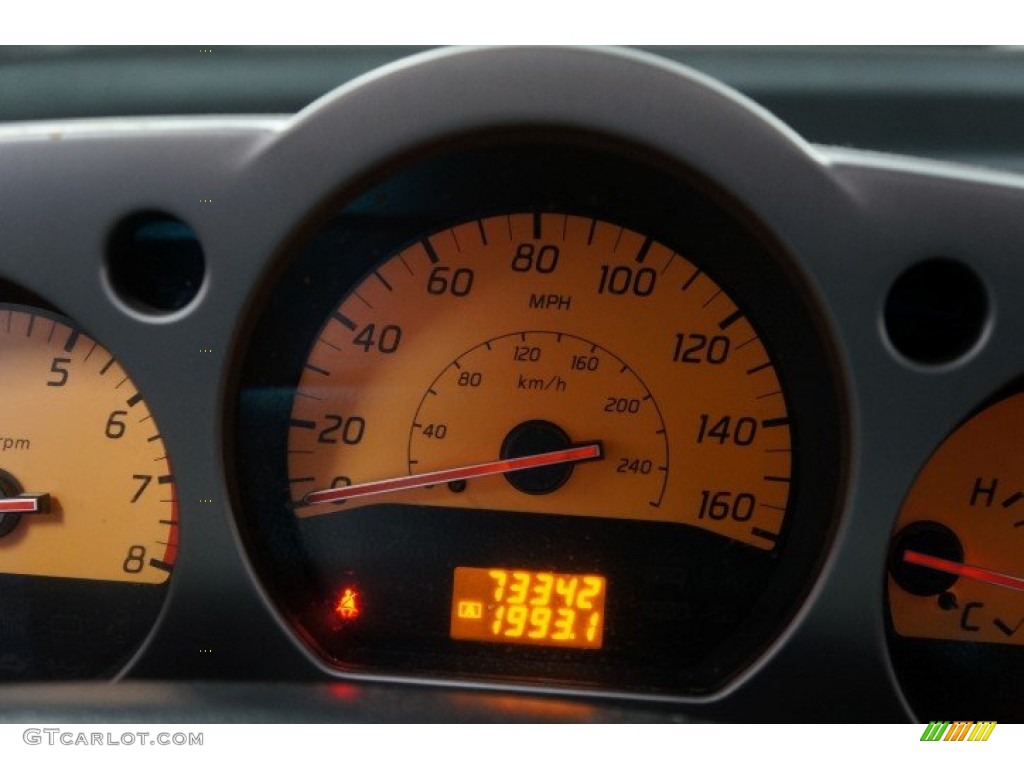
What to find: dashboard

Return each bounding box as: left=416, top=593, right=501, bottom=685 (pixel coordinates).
left=0, top=45, right=1022, bottom=723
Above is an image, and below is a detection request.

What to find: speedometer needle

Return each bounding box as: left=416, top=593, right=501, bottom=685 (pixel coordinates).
left=303, top=442, right=603, bottom=506
left=903, top=549, right=1024, bottom=593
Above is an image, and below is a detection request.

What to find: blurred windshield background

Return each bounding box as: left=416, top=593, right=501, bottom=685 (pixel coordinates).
left=3, top=46, right=1024, bottom=172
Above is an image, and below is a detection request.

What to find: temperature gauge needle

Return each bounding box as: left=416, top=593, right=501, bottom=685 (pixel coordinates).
left=304, top=442, right=603, bottom=506
left=0, top=494, right=50, bottom=515
left=903, top=549, right=1024, bottom=593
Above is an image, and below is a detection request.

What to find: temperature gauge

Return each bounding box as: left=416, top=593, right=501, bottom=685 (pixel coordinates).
left=887, top=390, right=1024, bottom=721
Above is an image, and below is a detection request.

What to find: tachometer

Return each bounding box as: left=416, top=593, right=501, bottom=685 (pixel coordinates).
left=0, top=303, right=177, bottom=680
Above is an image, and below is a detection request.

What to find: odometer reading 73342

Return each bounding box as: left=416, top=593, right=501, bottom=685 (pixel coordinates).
left=451, top=567, right=606, bottom=649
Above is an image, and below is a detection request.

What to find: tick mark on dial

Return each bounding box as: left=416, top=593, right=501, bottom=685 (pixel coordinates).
left=422, top=239, right=440, bottom=265
left=634, top=237, right=652, bottom=264
left=718, top=309, right=743, bottom=330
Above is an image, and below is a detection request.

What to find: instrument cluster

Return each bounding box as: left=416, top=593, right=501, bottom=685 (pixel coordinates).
left=0, top=47, right=1021, bottom=722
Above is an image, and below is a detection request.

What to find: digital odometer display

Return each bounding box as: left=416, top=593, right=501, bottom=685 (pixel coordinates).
left=451, top=567, right=606, bottom=649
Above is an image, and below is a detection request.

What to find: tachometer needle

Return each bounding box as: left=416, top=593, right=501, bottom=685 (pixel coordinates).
left=0, top=493, right=50, bottom=515
left=303, top=442, right=603, bottom=506
left=903, top=549, right=1024, bottom=593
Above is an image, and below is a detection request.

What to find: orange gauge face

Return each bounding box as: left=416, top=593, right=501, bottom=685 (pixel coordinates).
left=888, top=392, right=1024, bottom=646
left=0, top=304, right=176, bottom=681
left=288, top=213, right=792, bottom=550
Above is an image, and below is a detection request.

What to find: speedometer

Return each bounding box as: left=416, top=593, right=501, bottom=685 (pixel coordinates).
left=233, top=138, right=843, bottom=696
left=291, top=213, right=792, bottom=550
